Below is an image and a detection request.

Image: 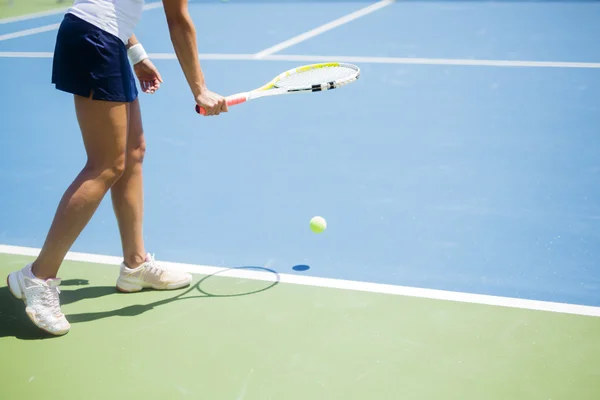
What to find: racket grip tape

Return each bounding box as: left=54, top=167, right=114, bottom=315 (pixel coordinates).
left=195, top=93, right=248, bottom=115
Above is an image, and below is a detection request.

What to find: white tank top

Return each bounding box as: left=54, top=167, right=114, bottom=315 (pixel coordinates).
left=68, top=0, right=144, bottom=44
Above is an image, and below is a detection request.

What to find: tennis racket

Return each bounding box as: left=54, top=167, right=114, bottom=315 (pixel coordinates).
left=195, top=62, right=360, bottom=115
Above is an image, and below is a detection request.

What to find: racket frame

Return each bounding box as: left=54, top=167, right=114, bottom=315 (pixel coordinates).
left=195, top=62, right=359, bottom=114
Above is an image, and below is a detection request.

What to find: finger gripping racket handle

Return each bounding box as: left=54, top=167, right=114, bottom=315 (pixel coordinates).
left=195, top=93, right=248, bottom=115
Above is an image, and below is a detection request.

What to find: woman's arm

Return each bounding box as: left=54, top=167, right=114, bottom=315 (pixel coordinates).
left=162, top=0, right=227, bottom=115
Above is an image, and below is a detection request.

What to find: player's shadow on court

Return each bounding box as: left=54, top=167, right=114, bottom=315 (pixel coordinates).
left=0, top=267, right=279, bottom=340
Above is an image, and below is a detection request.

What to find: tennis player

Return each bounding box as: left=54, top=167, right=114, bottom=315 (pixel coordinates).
left=7, top=0, right=227, bottom=336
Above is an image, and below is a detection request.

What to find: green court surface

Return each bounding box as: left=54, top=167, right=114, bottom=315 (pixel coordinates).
left=0, top=0, right=67, bottom=19
left=1, top=252, right=599, bottom=399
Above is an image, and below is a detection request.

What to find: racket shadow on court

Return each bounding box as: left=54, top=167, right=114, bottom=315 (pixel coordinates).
left=65, top=266, right=280, bottom=324
left=0, top=267, right=279, bottom=339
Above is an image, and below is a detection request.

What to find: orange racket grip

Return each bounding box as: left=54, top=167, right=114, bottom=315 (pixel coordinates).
left=195, top=93, right=248, bottom=115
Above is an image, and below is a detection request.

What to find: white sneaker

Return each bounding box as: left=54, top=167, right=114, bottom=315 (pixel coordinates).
left=116, top=253, right=192, bottom=293
left=7, top=264, right=71, bottom=336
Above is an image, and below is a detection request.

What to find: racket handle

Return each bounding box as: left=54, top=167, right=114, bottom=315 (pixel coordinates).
left=195, top=93, right=248, bottom=115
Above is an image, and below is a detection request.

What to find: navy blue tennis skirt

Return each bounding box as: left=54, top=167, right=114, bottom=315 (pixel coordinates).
left=51, top=13, right=138, bottom=102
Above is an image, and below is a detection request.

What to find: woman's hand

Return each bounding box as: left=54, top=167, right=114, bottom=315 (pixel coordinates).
left=195, top=88, right=228, bottom=116
left=134, top=58, right=163, bottom=94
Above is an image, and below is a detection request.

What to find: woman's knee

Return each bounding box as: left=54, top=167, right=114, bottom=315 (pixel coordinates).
left=110, top=155, right=127, bottom=182
left=126, top=99, right=146, bottom=165
left=84, top=153, right=127, bottom=186
left=127, top=134, right=147, bottom=165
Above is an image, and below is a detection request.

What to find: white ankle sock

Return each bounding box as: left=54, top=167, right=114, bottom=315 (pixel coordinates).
left=24, top=264, right=37, bottom=279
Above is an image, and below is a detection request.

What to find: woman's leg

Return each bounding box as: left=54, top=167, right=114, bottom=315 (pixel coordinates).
left=111, top=99, right=192, bottom=293
left=32, top=95, right=130, bottom=279
left=110, top=97, right=147, bottom=268
left=7, top=93, right=130, bottom=335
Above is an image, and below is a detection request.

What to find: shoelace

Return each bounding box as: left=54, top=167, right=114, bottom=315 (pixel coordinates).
left=42, top=285, right=63, bottom=318
left=145, top=254, right=165, bottom=277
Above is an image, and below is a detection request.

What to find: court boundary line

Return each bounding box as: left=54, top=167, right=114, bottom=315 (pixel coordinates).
left=253, top=0, right=395, bottom=58
left=1, top=51, right=599, bottom=69
left=0, top=23, right=60, bottom=41
left=0, top=6, right=69, bottom=25
left=0, top=2, right=163, bottom=41
left=1, top=244, right=599, bottom=318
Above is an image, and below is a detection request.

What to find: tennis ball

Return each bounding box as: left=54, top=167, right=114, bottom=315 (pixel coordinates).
left=309, top=216, right=327, bottom=233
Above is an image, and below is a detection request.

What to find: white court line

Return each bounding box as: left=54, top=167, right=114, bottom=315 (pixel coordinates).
left=0, top=23, right=60, bottom=41
left=2, top=51, right=600, bottom=69
left=1, top=244, right=599, bottom=318
left=0, top=51, right=53, bottom=57
left=253, top=0, right=395, bottom=59
left=0, top=2, right=163, bottom=42
left=150, top=53, right=255, bottom=61
left=141, top=2, right=164, bottom=11
left=0, top=7, right=69, bottom=25
left=264, top=54, right=600, bottom=69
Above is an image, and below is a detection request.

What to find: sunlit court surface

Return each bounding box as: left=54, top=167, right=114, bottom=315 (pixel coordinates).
left=1, top=0, right=599, bottom=399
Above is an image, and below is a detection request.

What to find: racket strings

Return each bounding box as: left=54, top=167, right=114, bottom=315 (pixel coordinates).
left=275, top=65, right=357, bottom=90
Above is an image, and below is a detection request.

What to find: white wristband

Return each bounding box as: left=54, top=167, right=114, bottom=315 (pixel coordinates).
left=127, top=43, right=148, bottom=65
